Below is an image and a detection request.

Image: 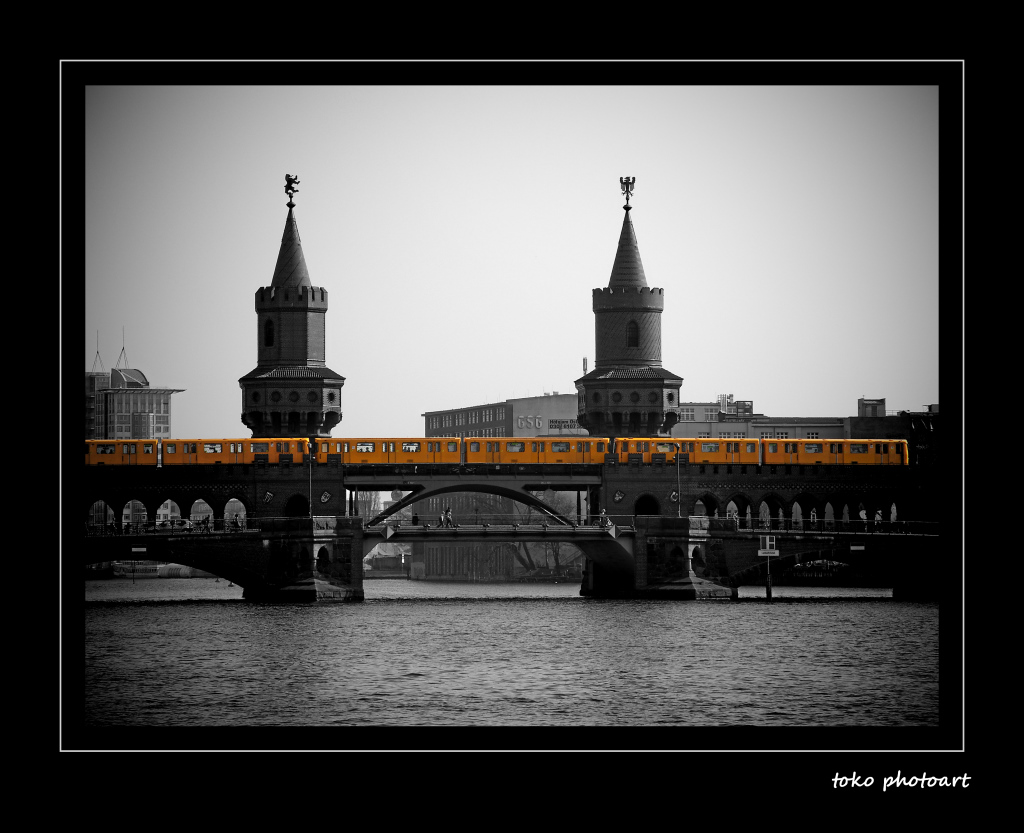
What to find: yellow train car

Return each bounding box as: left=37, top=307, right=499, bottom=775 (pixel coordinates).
left=161, top=438, right=308, bottom=465
left=463, top=438, right=541, bottom=465
left=685, top=439, right=761, bottom=465
left=85, top=440, right=159, bottom=466
left=462, top=437, right=611, bottom=465
left=330, top=438, right=462, bottom=465
left=562, top=438, right=610, bottom=464
left=761, top=439, right=908, bottom=466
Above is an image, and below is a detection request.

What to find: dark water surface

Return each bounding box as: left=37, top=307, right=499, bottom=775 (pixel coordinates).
left=79, top=577, right=939, bottom=743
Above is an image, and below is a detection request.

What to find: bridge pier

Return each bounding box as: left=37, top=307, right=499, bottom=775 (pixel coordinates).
left=241, top=517, right=365, bottom=602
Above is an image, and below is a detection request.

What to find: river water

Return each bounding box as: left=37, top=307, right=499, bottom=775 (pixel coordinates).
left=72, top=575, right=946, bottom=750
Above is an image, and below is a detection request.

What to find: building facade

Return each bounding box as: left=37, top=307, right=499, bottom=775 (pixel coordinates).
left=422, top=393, right=585, bottom=438
left=85, top=364, right=184, bottom=440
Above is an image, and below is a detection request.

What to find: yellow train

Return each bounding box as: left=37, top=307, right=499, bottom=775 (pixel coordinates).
left=86, top=436, right=909, bottom=467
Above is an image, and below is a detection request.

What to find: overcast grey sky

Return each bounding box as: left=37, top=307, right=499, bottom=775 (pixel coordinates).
left=83, top=81, right=941, bottom=439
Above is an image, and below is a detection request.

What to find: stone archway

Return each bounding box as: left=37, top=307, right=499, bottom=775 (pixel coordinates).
left=284, top=494, right=310, bottom=518
left=634, top=494, right=661, bottom=516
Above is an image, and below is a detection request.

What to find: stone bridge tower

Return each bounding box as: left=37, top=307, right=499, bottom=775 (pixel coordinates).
left=238, top=178, right=345, bottom=438
left=575, top=178, right=683, bottom=438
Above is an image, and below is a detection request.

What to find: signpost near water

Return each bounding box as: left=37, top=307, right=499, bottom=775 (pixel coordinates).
left=758, top=535, right=776, bottom=602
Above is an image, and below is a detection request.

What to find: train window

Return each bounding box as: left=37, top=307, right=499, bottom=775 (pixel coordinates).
left=875, top=444, right=882, bottom=454
left=143, top=444, right=154, bottom=454
left=768, top=443, right=777, bottom=453
left=532, top=443, right=537, bottom=452
left=655, top=443, right=674, bottom=453
left=403, top=442, right=422, bottom=453
left=123, top=444, right=136, bottom=454
left=552, top=442, right=571, bottom=453
left=165, top=443, right=176, bottom=454
left=486, top=443, right=492, bottom=452
left=577, top=442, right=582, bottom=452
left=96, top=443, right=115, bottom=455
left=597, top=443, right=605, bottom=452
left=389, top=443, right=395, bottom=453
left=204, top=443, right=222, bottom=453
left=470, top=442, right=480, bottom=452
left=251, top=442, right=269, bottom=453
left=850, top=444, right=868, bottom=453
left=805, top=443, right=822, bottom=453
left=896, top=444, right=903, bottom=455
left=356, top=442, right=375, bottom=453
left=447, top=442, right=458, bottom=452
left=702, top=443, right=719, bottom=452
left=539, top=443, right=545, bottom=452
left=746, top=443, right=756, bottom=453
left=830, top=443, right=841, bottom=454
left=507, top=442, right=525, bottom=453
left=344, top=443, right=349, bottom=453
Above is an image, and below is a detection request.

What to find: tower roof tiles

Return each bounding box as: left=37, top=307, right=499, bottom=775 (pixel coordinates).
left=270, top=205, right=312, bottom=288
left=608, top=206, right=648, bottom=288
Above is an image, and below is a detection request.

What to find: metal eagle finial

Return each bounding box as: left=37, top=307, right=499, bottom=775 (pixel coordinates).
left=620, top=177, right=635, bottom=203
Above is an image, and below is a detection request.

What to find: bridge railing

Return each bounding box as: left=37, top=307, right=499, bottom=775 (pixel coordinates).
left=85, top=518, right=264, bottom=536
left=688, top=516, right=938, bottom=535
left=85, top=515, right=939, bottom=537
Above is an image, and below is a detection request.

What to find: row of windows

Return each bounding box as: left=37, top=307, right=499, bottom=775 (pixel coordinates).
left=108, top=394, right=169, bottom=414
left=766, top=442, right=901, bottom=454
left=428, top=408, right=507, bottom=430
left=90, top=441, right=298, bottom=455
left=677, top=408, right=720, bottom=422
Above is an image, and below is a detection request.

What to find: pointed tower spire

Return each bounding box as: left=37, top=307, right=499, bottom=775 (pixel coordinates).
left=270, top=199, right=312, bottom=288
left=607, top=203, right=648, bottom=288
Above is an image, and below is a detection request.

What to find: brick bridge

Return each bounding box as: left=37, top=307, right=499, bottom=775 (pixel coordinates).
left=79, top=459, right=942, bottom=601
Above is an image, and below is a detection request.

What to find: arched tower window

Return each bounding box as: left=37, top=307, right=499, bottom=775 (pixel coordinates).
left=626, top=320, right=638, bottom=348
left=264, top=319, right=275, bottom=347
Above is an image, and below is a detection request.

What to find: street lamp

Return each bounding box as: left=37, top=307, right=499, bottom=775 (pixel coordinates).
left=674, top=443, right=682, bottom=518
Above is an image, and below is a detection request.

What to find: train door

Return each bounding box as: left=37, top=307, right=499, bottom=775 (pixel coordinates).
left=784, top=442, right=798, bottom=464
left=874, top=442, right=890, bottom=465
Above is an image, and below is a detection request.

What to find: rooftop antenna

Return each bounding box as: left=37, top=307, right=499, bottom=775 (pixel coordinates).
left=90, top=332, right=105, bottom=373
left=115, top=327, right=129, bottom=369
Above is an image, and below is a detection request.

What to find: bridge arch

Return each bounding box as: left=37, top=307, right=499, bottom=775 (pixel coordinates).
left=724, top=494, right=756, bottom=529
left=690, top=493, right=720, bottom=517
left=284, top=493, right=310, bottom=518
left=634, top=493, right=661, bottom=516
left=368, top=482, right=579, bottom=526
left=756, top=493, right=788, bottom=528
